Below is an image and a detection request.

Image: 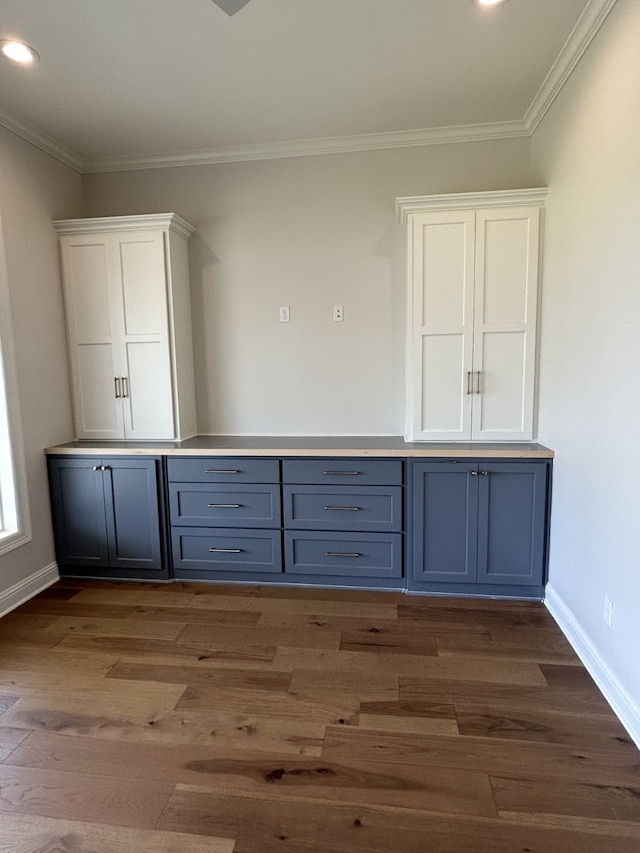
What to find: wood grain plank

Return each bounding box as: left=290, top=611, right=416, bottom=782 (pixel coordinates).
left=189, top=594, right=398, bottom=620
left=0, top=726, right=30, bottom=762
left=178, top=622, right=343, bottom=651
left=44, top=615, right=188, bottom=640
left=127, top=605, right=261, bottom=626
left=107, top=661, right=293, bottom=692
left=0, top=812, right=235, bottom=853
left=492, top=775, right=640, bottom=822
left=289, top=668, right=398, bottom=703
left=357, top=699, right=459, bottom=736
left=322, top=726, right=640, bottom=787
left=0, top=764, right=174, bottom=828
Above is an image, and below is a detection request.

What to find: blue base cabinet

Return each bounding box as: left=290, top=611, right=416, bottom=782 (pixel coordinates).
left=408, top=459, right=550, bottom=598
left=48, top=456, right=167, bottom=580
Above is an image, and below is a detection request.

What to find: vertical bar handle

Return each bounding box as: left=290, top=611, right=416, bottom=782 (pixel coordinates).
left=114, top=377, right=121, bottom=399
left=121, top=376, right=129, bottom=398
left=466, top=371, right=472, bottom=395
left=475, top=370, right=481, bottom=395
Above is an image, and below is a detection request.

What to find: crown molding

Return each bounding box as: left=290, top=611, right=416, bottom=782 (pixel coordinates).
left=81, top=121, right=529, bottom=173
left=396, top=187, right=548, bottom=224
left=0, top=104, right=83, bottom=173
left=52, top=212, right=195, bottom=238
left=524, top=0, right=618, bottom=133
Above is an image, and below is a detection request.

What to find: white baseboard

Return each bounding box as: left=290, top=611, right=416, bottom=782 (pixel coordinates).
left=545, top=584, right=640, bottom=749
left=0, top=561, right=59, bottom=618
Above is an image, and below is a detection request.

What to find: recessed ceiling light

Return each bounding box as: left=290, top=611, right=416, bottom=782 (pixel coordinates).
left=1, top=39, right=40, bottom=65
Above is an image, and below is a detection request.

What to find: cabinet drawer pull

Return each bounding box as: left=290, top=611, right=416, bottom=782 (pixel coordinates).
left=323, top=506, right=360, bottom=512
left=324, top=551, right=361, bottom=558
left=322, top=470, right=360, bottom=476
left=208, top=547, right=243, bottom=553
left=207, top=503, right=242, bottom=509
left=204, top=469, right=240, bottom=475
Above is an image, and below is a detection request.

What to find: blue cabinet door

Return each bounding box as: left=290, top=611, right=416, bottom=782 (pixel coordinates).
left=477, top=462, right=548, bottom=587
left=410, top=461, right=479, bottom=584
left=48, top=457, right=109, bottom=569
left=103, top=458, right=164, bottom=571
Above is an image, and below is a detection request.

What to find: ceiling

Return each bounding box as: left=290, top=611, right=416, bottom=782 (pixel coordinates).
left=0, top=0, right=615, bottom=173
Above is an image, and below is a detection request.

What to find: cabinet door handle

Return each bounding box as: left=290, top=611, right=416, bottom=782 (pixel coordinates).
left=207, top=503, right=242, bottom=509
left=121, top=376, right=129, bottom=398
left=114, top=377, right=121, bottom=399
left=480, top=470, right=489, bottom=476
left=92, top=465, right=100, bottom=472
left=209, top=548, right=243, bottom=553
left=475, top=370, right=481, bottom=395
left=471, top=470, right=479, bottom=476
left=466, top=371, right=472, bottom=395
left=323, top=506, right=360, bottom=511
left=205, top=469, right=240, bottom=475
left=100, top=465, right=109, bottom=471
left=324, top=552, right=361, bottom=558
left=323, top=471, right=360, bottom=476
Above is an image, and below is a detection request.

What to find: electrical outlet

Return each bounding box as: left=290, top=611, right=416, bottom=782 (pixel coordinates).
left=279, top=306, right=290, bottom=323
left=333, top=304, right=344, bottom=322
left=603, top=596, right=614, bottom=628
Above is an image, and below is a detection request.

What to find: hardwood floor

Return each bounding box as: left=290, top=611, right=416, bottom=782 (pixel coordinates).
left=0, top=580, right=638, bottom=852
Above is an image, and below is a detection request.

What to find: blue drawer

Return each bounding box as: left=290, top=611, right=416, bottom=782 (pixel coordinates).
left=282, top=459, right=403, bottom=486
left=169, top=483, right=281, bottom=528
left=283, top=485, right=402, bottom=532
left=167, top=457, right=280, bottom=484
left=172, top=527, right=282, bottom=573
left=284, top=531, right=402, bottom=578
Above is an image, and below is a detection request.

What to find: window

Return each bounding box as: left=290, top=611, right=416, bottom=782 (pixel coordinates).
left=0, top=214, right=31, bottom=554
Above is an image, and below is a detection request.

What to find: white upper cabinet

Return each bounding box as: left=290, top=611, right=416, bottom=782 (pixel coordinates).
left=397, top=189, right=546, bottom=442
left=54, top=214, right=197, bottom=441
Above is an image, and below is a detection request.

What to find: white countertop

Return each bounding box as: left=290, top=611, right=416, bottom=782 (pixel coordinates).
left=45, top=436, right=554, bottom=459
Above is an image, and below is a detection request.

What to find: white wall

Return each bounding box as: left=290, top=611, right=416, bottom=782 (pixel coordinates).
left=83, top=138, right=532, bottom=435
left=0, top=126, right=82, bottom=602
left=532, top=0, right=640, bottom=740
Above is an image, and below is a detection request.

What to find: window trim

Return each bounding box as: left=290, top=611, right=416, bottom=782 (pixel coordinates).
left=0, top=213, right=31, bottom=554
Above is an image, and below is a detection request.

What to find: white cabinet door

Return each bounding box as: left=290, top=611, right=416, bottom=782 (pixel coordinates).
left=59, top=234, right=124, bottom=440
left=400, top=190, right=545, bottom=443
left=471, top=207, right=539, bottom=441
left=406, top=211, right=475, bottom=441
left=56, top=214, right=196, bottom=441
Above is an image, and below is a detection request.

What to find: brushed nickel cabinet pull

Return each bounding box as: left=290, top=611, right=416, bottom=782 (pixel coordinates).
left=209, top=548, right=243, bottom=553
left=207, top=503, right=242, bottom=509
left=114, top=377, right=121, bottom=399
left=205, top=469, right=240, bottom=475
left=475, top=370, right=481, bottom=394
left=480, top=470, right=489, bottom=476
left=92, top=465, right=100, bottom=471
left=324, top=552, right=361, bottom=558
left=323, top=470, right=360, bottom=476
left=323, top=506, right=360, bottom=512
left=466, top=371, right=472, bottom=395
left=471, top=470, right=479, bottom=476
left=121, top=376, right=129, bottom=398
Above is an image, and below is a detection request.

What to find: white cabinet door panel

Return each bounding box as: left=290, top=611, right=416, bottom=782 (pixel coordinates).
left=117, top=232, right=167, bottom=336
left=124, top=341, right=174, bottom=439
left=75, top=343, right=122, bottom=439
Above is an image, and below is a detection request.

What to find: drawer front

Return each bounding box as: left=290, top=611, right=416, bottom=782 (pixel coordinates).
left=284, top=531, right=402, bottom=578
left=169, top=483, right=281, bottom=528
left=167, top=457, right=280, bottom=484
left=172, top=527, right=282, bottom=573
left=283, top=485, right=402, bottom=532
left=282, top=459, right=403, bottom=486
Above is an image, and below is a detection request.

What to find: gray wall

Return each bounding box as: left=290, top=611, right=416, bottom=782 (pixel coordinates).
left=83, top=138, right=533, bottom=435
left=532, top=0, right=640, bottom=735
left=0, top=126, right=83, bottom=594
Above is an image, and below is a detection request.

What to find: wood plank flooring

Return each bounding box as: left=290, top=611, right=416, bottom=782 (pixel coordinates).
left=0, top=580, right=638, bottom=852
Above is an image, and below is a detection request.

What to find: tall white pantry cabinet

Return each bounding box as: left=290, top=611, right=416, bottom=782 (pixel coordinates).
left=53, top=214, right=197, bottom=441
left=397, top=189, right=547, bottom=442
